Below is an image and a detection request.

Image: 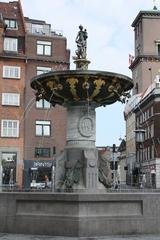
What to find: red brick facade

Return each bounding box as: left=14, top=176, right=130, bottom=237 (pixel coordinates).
left=0, top=0, right=70, bottom=188
left=127, top=10, right=160, bottom=188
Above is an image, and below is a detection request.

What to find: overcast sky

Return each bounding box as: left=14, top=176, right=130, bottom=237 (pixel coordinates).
left=18, top=0, right=158, bottom=146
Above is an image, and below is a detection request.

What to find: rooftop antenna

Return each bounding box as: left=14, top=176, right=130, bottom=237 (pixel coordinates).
left=153, top=0, right=158, bottom=10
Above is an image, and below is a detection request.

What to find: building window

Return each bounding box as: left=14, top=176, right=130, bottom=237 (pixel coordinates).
left=136, top=117, right=139, bottom=126
left=37, top=66, right=51, bottom=75
left=151, top=106, right=154, bottom=116
left=148, top=147, right=150, bottom=160
left=146, top=109, right=149, bottom=120
left=157, top=44, right=160, bottom=56
left=1, top=120, right=19, bottom=137
left=2, top=93, right=20, bottom=106
left=37, top=41, right=51, bottom=56
left=3, top=66, right=20, bottom=79
left=137, top=150, right=140, bottom=163
left=150, top=124, right=154, bottom=138
left=36, top=120, right=51, bottom=136
left=36, top=99, right=50, bottom=109
left=144, top=128, right=146, bottom=140
left=2, top=152, right=17, bottom=162
left=53, top=146, right=56, bottom=155
left=4, top=37, right=18, bottom=52
left=32, top=24, right=44, bottom=34
left=143, top=112, right=145, bottom=122
left=35, top=148, right=50, bottom=157
left=4, top=19, right=18, bottom=29
left=1, top=152, right=17, bottom=185
left=139, top=149, right=142, bottom=162
left=140, top=114, right=142, bottom=124
left=151, top=145, right=154, bottom=159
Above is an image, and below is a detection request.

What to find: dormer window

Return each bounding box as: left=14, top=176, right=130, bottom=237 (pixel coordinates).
left=4, top=19, right=18, bottom=29
left=32, top=24, right=44, bottom=34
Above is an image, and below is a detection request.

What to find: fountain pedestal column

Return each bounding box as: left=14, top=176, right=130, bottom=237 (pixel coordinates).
left=55, top=103, right=99, bottom=191
left=66, top=103, right=96, bottom=148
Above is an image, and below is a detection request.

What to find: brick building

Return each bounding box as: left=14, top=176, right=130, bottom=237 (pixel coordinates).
left=0, top=0, right=70, bottom=188
left=125, top=8, right=160, bottom=187
left=133, top=80, right=160, bottom=188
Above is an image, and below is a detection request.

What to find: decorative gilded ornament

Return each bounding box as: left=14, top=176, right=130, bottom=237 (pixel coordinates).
left=90, top=78, right=105, bottom=99
left=67, top=78, right=80, bottom=101
left=46, top=80, right=63, bottom=90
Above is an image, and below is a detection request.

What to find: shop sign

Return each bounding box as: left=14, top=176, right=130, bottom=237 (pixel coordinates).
left=33, top=161, right=52, bottom=168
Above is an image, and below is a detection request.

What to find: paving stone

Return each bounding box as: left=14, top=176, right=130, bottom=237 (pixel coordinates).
left=0, top=234, right=160, bottom=240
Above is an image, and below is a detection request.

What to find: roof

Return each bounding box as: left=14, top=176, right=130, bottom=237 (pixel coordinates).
left=125, top=76, right=160, bottom=115
left=124, top=93, right=141, bottom=116
left=0, top=1, right=19, bottom=19
left=0, top=0, right=26, bottom=33
left=24, top=17, right=48, bottom=25
left=132, top=10, right=160, bottom=27
left=118, top=139, right=126, bottom=152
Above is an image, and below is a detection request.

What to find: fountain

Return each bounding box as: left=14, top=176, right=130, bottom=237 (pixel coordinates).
left=1, top=26, right=160, bottom=238
left=31, top=25, right=133, bottom=192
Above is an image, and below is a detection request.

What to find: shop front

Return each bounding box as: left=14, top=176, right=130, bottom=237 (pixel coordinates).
left=1, top=152, right=17, bottom=187
left=24, top=160, right=55, bottom=189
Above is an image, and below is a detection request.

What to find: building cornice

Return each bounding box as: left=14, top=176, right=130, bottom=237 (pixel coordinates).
left=26, top=33, right=67, bottom=40
left=134, top=89, right=160, bottom=112
left=0, top=54, right=70, bottom=65
left=26, top=57, right=70, bottom=65
left=132, top=10, right=160, bottom=27
left=0, top=54, right=26, bottom=61
left=129, top=55, right=160, bottom=70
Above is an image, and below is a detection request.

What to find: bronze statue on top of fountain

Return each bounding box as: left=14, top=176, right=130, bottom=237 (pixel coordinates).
left=73, top=25, right=90, bottom=70
left=75, top=25, right=88, bottom=59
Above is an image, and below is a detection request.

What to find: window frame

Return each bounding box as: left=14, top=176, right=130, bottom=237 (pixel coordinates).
left=2, top=152, right=17, bottom=162
left=1, top=120, right=19, bottom=138
left=37, top=66, right=51, bottom=75
left=37, top=40, right=52, bottom=56
left=32, top=24, right=43, bottom=34
left=36, top=99, right=50, bottom=109
left=53, top=146, right=56, bottom=155
left=4, top=19, right=18, bottom=30
left=2, top=93, right=20, bottom=106
left=3, top=66, right=21, bottom=79
left=4, top=37, right=18, bottom=52
left=35, top=120, right=51, bottom=136
left=35, top=148, right=51, bottom=158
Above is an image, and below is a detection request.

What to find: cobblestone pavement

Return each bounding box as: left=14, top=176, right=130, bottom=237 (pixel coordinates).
left=0, top=234, right=160, bottom=240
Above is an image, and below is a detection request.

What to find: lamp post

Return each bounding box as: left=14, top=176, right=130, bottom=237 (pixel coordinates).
left=134, top=129, right=145, bottom=143
left=134, top=129, right=145, bottom=187
left=112, top=144, right=116, bottom=188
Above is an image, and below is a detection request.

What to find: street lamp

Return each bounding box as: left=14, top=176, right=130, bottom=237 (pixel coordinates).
left=134, top=129, right=145, bottom=187
left=112, top=144, right=116, bottom=188
left=134, top=129, right=145, bottom=144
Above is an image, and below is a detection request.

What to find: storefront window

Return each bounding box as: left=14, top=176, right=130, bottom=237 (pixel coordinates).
left=2, top=152, right=17, bottom=185
left=30, top=167, right=52, bottom=189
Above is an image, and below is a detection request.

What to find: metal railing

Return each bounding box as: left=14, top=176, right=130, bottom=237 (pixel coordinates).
left=0, top=184, right=160, bottom=193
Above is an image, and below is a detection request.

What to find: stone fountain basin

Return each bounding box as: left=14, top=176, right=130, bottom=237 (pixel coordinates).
left=31, top=70, right=133, bottom=106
